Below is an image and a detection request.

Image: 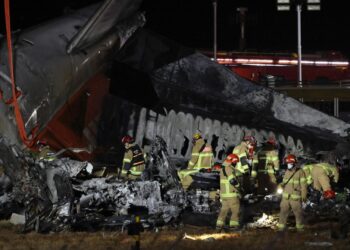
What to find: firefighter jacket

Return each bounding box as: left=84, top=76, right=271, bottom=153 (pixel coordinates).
left=38, top=146, right=56, bottom=161
left=220, top=164, right=241, bottom=199
left=232, top=142, right=250, bottom=176
left=281, top=168, right=307, bottom=201
left=255, top=148, right=279, bottom=176
left=188, top=138, right=213, bottom=170
left=251, top=153, right=259, bottom=178
left=303, top=162, right=339, bottom=188
left=122, top=143, right=145, bottom=176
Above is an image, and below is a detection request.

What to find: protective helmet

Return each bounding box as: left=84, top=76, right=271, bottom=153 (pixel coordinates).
left=243, top=135, right=256, bottom=145
left=284, top=154, right=297, bottom=164
left=226, top=153, right=239, bottom=164
left=212, top=164, right=222, bottom=171
left=37, top=140, right=48, bottom=146
left=267, top=137, right=277, bottom=146
left=323, top=190, right=336, bottom=199
left=193, top=133, right=202, bottom=140
left=121, top=135, right=134, bottom=144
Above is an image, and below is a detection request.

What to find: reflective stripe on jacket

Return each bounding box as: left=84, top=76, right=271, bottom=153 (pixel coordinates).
left=281, top=168, right=307, bottom=201
left=257, top=149, right=279, bottom=175
left=188, top=138, right=213, bottom=169
left=251, top=154, right=259, bottom=178
left=220, top=165, right=241, bottom=199
left=122, top=144, right=145, bottom=175
left=303, top=162, right=339, bottom=185
left=232, top=142, right=249, bottom=175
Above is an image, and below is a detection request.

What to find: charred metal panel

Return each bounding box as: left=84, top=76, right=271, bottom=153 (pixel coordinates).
left=0, top=2, right=145, bottom=146
left=98, top=96, right=308, bottom=165
left=112, top=29, right=350, bottom=155
left=67, top=0, right=143, bottom=53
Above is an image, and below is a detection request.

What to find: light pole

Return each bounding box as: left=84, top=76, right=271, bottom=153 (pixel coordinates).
left=277, top=0, right=321, bottom=88
left=237, top=7, right=248, bottom=51
left=297, top=3, right=302, bottom=87
left=213, top=0, right=218, bottom=61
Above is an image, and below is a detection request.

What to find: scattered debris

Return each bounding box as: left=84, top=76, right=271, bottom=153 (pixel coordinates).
left=304, top=241, right=333, bottom=247
left=246, top=213, right=279, bottom=229
left=9, top=213, right=25, bottom=225
left=1, top=135, right=350, bottom=234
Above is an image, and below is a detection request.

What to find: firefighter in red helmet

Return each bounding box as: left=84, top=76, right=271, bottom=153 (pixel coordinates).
left=216, top=153, right=241, bottom=231
left=277, top=154, right=307, bottom=232
left=231, top=135, right=257, bottom=194
left=120, top=135, right=145, bottom=180
left=255, top=137, right=280, bottom=195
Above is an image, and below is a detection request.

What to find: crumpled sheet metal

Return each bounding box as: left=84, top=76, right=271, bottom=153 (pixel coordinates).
left=50, top=158, right=89, bottom=178
left=75, top=179, right=162, bottom=215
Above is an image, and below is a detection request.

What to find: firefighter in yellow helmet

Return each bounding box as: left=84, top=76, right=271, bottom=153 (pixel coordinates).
left=120, top=135, right=145, bottom=180
left=278, top=154, right=307, bottom=231
left=178, top=133, right=213, bottom=190
left=302, top=153, right=339, bottom=200
left=216, top=153, right=241, bottom=231
left=255, top=137, right=280, bottom=195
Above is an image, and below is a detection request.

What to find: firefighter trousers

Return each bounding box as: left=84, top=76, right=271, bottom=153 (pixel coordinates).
left=257, top=173, right=277, bottom=195
left=278, top=198, right=304, bottom=230
left=216, top=197, right=240, bottom=227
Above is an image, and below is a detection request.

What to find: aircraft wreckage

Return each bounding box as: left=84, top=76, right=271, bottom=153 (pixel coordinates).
left=1, top=0, right=350, bottom=232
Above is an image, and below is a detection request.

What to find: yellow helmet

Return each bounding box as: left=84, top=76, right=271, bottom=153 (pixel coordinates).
left=193, top=133, right=202, bottom=140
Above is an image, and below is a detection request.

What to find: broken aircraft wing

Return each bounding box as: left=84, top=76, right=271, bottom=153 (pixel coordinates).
left=113, top=29, right=350, bottom=153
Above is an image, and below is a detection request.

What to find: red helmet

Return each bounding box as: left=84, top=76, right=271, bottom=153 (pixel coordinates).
left=267, top=137, right=277, bottom=146
left=323, top=190, right=336, bottom=199
left=212, top=164, right=222, bottom=171
left=226, top=154, right=239, bottom=164
left=121, top=135, right=134, bottom=144
left=284, top=154, right=297, bottom=164
left=37, top=140, right=48, bottom=146
left=243, top=135, right=256, bottom=145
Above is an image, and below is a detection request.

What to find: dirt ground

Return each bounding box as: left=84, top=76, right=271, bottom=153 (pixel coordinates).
left=0, top=221, right=349, bottom=250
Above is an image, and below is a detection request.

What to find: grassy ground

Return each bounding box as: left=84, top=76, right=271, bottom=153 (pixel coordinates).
left=0, top=221, right=349, bottom=250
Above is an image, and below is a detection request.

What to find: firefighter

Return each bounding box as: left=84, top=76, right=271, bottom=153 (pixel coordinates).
left=278, top=154, right=307, bottom=232
left=216, top=153, right=241, bottom=230
left=255, top=137, right=280, bottom=195
left=120, top=135, right=145, bottom=180
left=302, top=155, right=339, bottom=200
left=232, top=135, right=256, bottom=194
left=37, top=140, right=56, bottom=161
left=178, top=133, right=213, bottom=190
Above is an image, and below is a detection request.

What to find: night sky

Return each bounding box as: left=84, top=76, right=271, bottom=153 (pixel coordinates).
left=1, top=0, right=350, bottom=57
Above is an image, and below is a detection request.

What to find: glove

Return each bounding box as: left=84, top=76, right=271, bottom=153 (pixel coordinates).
left=323, top=190, right=336, bottom=199
left=199, top=168, right=208, bottom=173
left=229, top=178, right=239, bottom=186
